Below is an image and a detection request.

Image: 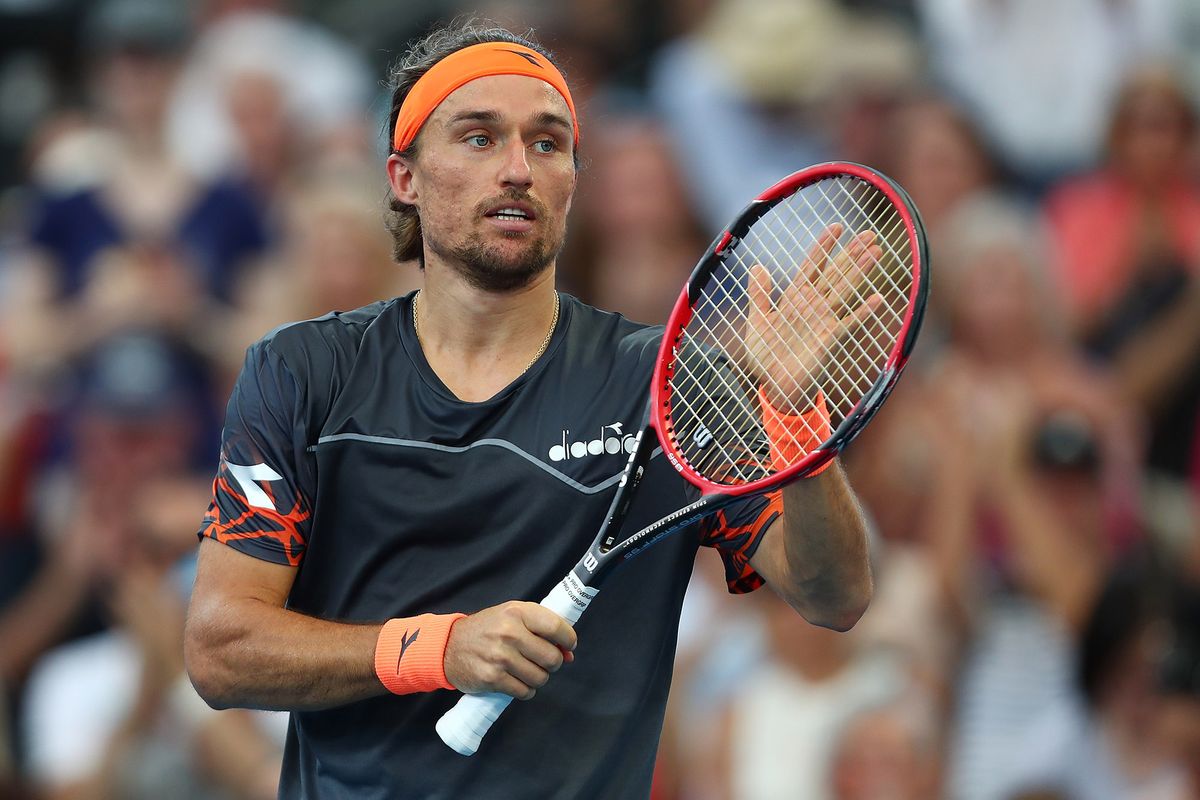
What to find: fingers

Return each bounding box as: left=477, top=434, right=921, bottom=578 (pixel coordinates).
left=488, top=670, right=542, bottom=702
left=756, top=225, right=879, bottom=315
left=747, top=264, right=774, bottom=326
left=507, top=657, right=551, bottom=700
left=838, top=292, right=885, bottom=342
left=777, top=225, right=863, bottom=323
left=802, top=223, right=844, bottom=284
left=826, top=231, right=883, bottom=315
left=518, top=603, right=578, bottom=654
left=443, top=601, right=577, bottom=700
left=515, top=625, right=568, bottom=674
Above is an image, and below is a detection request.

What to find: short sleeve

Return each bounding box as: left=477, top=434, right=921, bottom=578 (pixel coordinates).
left=699, top=490, right=781, bottom=594
left=198, top=342, right=314, bottom=566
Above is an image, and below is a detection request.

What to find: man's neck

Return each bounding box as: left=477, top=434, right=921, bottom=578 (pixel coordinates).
left=415, top=264, right=559, bottom=402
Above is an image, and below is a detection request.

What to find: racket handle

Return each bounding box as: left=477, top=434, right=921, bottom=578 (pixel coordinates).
left=436, top=572, right=598, bottom=755
left=436, top=691, right=514, bottom=756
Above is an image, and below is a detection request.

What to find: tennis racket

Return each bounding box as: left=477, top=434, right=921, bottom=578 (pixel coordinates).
left=436, top=161, right=929, bottom=755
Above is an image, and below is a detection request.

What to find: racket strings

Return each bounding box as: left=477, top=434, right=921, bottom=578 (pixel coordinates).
left=664, top=175, right=915, bottom=486
left=734, top=182, right=902, bottom=391
left=766, top=180, right=911, bottom=366
left=752, top=178, right=911, bottom=402
left=761, top=184, right=910, bottom=413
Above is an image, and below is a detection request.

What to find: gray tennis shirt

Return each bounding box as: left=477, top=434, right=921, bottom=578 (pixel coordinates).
left=199, top=292, right=778, bottom=799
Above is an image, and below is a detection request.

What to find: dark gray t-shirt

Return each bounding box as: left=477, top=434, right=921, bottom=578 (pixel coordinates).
left=200, top=293, right=777, bottom=799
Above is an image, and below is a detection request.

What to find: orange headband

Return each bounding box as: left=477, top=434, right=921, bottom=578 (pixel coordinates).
left=392, top=42, right=579, bottom=153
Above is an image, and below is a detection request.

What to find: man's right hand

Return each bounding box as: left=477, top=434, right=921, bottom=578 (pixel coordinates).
left=443, top=602, right=577, bottom=700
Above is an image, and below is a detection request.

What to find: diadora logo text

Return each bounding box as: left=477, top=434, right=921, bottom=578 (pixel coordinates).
left=549, top=423, right=637, bottom=462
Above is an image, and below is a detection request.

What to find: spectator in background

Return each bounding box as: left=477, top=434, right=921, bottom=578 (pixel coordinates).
left=649, top=0, right=921, bottom=229
left=828, top=700, right=940, bottom=800
left=0, top=331, right=216, bottom=690
left=887, top=95, right=996, bottom=247
left=917, top=0, right=1176, bottom=186
left=658, top=551, right=770, bottom=800
left=881, top=94, right=1000, bottom=355
left=938, top=404, right=1132, bottom=800
left=11, top=330, right=282, bottom=799
left=10, top=0, right=272, bottom=393
left=24, top=0, right=270, bottom=308
left=561, top=115, right=707, bottom=324
left=221, top=65, right=294, bottom=203
left=166, top=0, right=372, bottom=182
left=701, top=586, right=910, bottom=800
left=1044, top=65, right=1200, bottom=478
left=920, top=196, right=1142, bottom=799
left=648, top=0, right=838, bottom=230
left=1002, top=558, right=1194, bottom=798
left=218, top=168, right=418, bottom=377
left=845, top=197, right=1138, bottom=725
left=839, top=371, right=960, bottom=715
left=822, top=13, right=922, bottom=170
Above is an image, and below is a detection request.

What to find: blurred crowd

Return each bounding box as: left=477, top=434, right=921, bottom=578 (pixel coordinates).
left=0, top=0, right=1199, bottom=798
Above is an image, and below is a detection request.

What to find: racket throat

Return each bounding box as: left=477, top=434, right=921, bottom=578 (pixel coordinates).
left=596, top=427, right=656, bottom=550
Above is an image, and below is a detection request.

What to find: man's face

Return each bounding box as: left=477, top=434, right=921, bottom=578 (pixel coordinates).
left=389, top=74, right=577, bottom=292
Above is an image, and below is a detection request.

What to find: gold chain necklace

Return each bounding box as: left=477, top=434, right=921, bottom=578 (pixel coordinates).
left=412, top=290, right=560, bottom=374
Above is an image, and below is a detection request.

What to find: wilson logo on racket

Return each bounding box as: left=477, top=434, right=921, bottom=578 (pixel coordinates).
left=692, top=426, right=714, bottom=449
left=548, top=423, right=637, bottom=462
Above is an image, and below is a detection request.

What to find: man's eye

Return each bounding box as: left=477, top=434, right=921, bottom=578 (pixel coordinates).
left=533, top=140, right=556, bottom=153
left=468, top=135, right=490, bottom=147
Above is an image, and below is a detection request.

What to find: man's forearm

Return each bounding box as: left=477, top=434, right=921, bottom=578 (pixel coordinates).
left=184, top=595, right=385, bottom=712
left=761, top=462, right=873, bottom=630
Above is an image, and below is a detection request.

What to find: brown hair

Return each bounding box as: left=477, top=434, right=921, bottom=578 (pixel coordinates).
left=384, top=21, right=575, bottom=266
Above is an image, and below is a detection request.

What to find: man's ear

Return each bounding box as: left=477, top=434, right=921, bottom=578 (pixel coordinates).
left=387, top=153, right=418, bottom=205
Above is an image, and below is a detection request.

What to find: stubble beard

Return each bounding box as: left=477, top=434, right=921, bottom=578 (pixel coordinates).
left=434, top=230, right=560, bottom=293
left=423, top=189, right=567, bottom=292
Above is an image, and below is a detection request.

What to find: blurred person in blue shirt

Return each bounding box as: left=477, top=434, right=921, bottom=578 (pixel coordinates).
left=22, top=0, right=270, bottom=314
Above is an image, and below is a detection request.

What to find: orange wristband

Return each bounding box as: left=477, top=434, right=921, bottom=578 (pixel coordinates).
left=374, top=613, right=465, bottom=695
left=759, top=388, right=833, bottom=476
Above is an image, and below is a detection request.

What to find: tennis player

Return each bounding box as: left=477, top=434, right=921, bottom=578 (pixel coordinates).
left=184, top=21, right=872, bottom=799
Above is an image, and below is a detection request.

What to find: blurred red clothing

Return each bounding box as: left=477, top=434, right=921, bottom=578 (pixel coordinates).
left=1043, top=172, right=1200, bottom=323
left=0, top=405, right=50, bottom=541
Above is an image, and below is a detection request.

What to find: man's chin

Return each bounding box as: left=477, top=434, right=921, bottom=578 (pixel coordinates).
left=450, top=240, right=555, bottom=293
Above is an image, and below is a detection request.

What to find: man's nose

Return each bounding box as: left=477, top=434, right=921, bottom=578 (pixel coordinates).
left=499, top=140, right=533, bottom=189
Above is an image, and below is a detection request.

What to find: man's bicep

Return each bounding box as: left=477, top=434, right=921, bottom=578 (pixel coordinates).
left=193, top=537, right=297, bottom=609
left=745, top=511, right=789, bottom=591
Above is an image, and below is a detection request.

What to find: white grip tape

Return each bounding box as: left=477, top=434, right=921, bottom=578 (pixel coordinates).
left=436, top=691, right=514, bottom=756
left=539, top=571, right=598, bottom=625
left=436, top=573, right=599, bottom=755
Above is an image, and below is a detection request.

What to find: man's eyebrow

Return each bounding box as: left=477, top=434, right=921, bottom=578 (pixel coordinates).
left=445, top=109, right=503, bottom=126
left=444, top=108, right=572, bottom=134
left=534, top=111, right=573, bottom=134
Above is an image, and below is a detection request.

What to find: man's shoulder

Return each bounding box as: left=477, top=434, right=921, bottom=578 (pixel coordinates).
left=562, top=295, right=663, bottom=363
left=251, top=298, right=401, bottom=370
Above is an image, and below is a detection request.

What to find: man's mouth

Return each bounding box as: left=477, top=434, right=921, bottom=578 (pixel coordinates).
left=485, top=202, right=537, bottom=222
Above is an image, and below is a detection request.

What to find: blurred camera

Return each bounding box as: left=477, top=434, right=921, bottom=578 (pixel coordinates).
left=1029, top=409, right=1100, bottom=474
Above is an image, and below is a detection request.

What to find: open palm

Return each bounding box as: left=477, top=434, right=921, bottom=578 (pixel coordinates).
left=744, top=223, right=884, bottom=412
